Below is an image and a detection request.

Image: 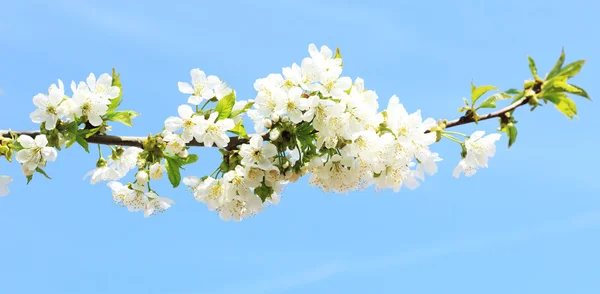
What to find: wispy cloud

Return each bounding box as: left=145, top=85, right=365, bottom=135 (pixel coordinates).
left=219, top=211, right=600, bottom=294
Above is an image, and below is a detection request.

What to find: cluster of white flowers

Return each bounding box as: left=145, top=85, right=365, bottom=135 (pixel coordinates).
left=30, top=73, right=120, bottom=130
left=107, top=181, right=174, bottom=217
left=84, top=146, right=143, bottom=184
left=164, top=69, right=236, bottom=149
left=183, top=135, right=287, bottom=221
left=246, top=44, right=443, bottom=193
left=15, top=135, right=57, bottom=176
left=453, top=131, right=501, bottom=178
left=1, top=44, right=506, bottom=220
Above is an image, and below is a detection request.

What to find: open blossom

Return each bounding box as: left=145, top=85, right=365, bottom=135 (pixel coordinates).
left=164, top=105, right=204, bottom=143
left=15, top=135, right=57, bottom=175
left=194, top=177, right=226, bottom=211
left=144, top=192, right=175, bottom=217
left=464, top=131, right=501, bottom=168
left=178, top=69, right=222, bottom=105
left=84, top=158, right=120, bottom=184
left=0, top=175, right=12, bottom=197
left=239, top=135, right=277, bottom=170
left=30, top=86, right=68, bottom=130
left=149, top=163, right=165, bottom=180
left=85, top=73, right=120, bottom=100
left=70, top=82, right=110, bottom=126
left=107, top=147, right=142, bottom=178
left=453, top=131, right=501, bottom=178
left=162, top=131, right=187, bottom=157
left=197, top=112, right=235, bottom=148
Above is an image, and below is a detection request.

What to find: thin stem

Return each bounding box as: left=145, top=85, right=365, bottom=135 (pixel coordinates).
left=443, top=131, right=468, bottom=137
left=97, top=144, right=102, bottom=159
left=200, top=100, right=211, bottom=111
left=441, top=134, right=463, bottom=144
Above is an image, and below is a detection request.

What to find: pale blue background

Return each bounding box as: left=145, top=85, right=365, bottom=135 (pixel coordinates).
left=1, top=0, right=599, bottom=293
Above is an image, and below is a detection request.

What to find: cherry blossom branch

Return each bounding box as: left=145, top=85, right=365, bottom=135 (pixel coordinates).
left=0, top=97, right=531, bottom=149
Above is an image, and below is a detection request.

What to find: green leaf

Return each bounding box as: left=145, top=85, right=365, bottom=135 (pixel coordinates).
left=334, top=47, right=343, bottom=67
left=78, top=127, right=101, bottom=138
left=76, top=135, right=90, bottom=153
left=106, top=110, right=140, bottom=127
left=502, top=124, right=518, bottom=148
left=254, top=184, right=274, bottom=203
left=26, top=175, right=33, bottom=184
left=182, top=154, right=198, bottom=165
left=107, top=68, right=123, bottom=114
left=555, top=60, right=586, bottom=79
left=505, top=88, right=521, bottom=95
left=546, top=48, right=566, bottom=79
left=64, top=121, right=79, bottom=148
left=527, top=56, right=539, bottom=78
left=165, top=156, right=183, bottom=188
left=478, top=95, right=499, bottom=109
left=546, top=81, right=590, bottom=100
left=471, top=84, right=498, bottom=105
left=230, top=101, right=255, bottom=117
left=555, top=97, right=578, bottom=119
left=35, top=167, right=51, bottom=179
left=546, top=93, right=577, bottom=119
left=214, top=91, right=236, bottom=120
left=229, top=121, right=248, bottom=138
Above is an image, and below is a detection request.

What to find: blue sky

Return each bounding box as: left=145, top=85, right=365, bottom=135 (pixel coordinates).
left=1, top=0, right=599, bottom=293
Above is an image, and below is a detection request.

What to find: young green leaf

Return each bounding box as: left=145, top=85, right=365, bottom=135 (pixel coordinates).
left=556, top=60, right=586, bottom=79
left=545, top=93, right=577, bottom=119
left=527, top=56, right=539, bottom=79
left=76, top=135, right=90, bottom=153
left=106, top=110, right=140, bottom=127
left=230, top=101, right=255, bottom=118
left=546, top=48, right=566, bottom=80
left=229, top=122, right=248, bottom=138
left=471, top=84, right=498, bottom=105
left=106, top=69, right=123, bottom=114
left=214, top=91, right=236, bottom=120
left=181, top=154, right=198, bottom=165
left=164, top=156, right=183, bottom=188
left=35, top=167, right=52, bottom=179
left=502, top=124, right=518, bottom=148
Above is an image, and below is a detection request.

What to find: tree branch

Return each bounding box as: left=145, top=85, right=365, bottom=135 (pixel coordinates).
left=0, top=97, right=531, bottom=150
left=443, top=96, right=530, bottom=129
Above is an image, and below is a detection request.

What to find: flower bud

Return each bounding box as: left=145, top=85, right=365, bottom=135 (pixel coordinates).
left=281, top=116, right=290, bottom=123
left=136, top=170, right=149, bottom=185
left=270, top=113, right=280, bottom=123
left=270, top=128, right=280, bottom=141
left=263, top=119, right=273, bottom=129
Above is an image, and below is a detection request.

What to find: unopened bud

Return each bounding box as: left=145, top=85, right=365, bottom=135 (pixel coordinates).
left=281, top=116, right=290, bottom=123
left=270, top=129, right=280, bottom=141
left=271, top=113, right=280, bottom=123
left=136, top=170, right=149, bottom=185
left=263, top=119, right=273, bottom=129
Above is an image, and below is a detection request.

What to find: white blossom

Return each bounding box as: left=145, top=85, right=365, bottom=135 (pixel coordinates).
left=15, top=135, right=57, bottom=175
left=30, top=87, right=68, bottom=130
left=178, top=69, right=221, bottom=105
left=239, top=135, right=277, bottom=170
left=149, top=163, right=165, bottom=180
left=197, top=112, right=235, bottom=148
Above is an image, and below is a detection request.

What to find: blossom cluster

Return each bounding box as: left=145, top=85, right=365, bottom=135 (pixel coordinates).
left=0, top=44, right=511, bottom=221
left=30, top=73, right=120, bottom=130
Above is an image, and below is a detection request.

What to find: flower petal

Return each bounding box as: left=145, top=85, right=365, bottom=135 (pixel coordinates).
left=177, top=104, right=194, bottom=119
left=178, top=82, right=194, bottom=94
